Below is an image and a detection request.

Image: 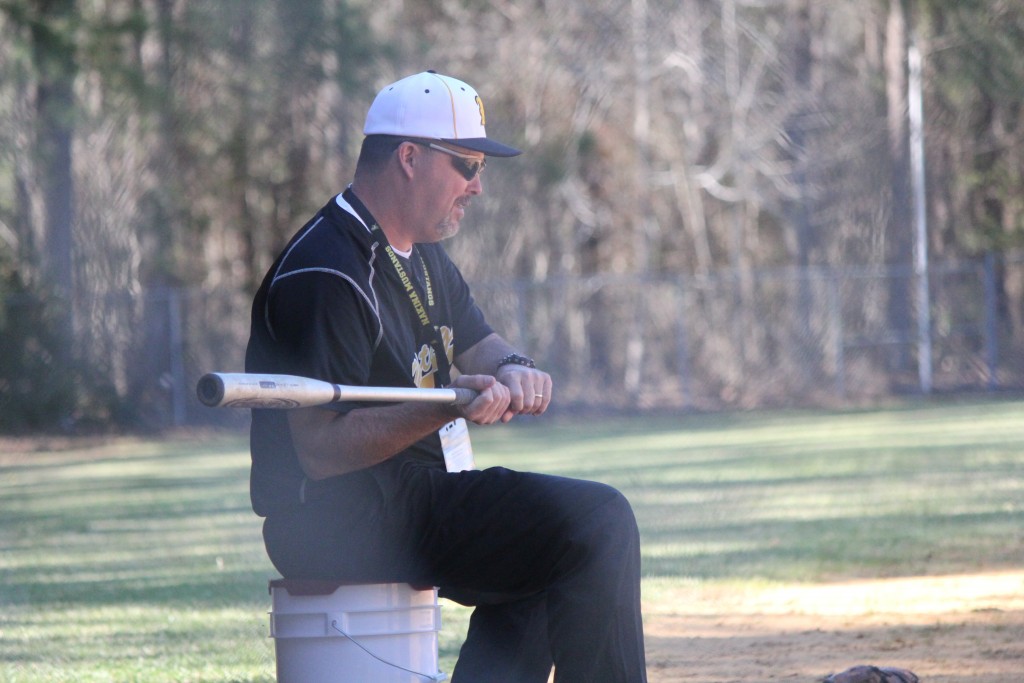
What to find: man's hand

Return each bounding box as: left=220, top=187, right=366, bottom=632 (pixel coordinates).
left=495, top=365, right=552, bottom=421
left=453, top=333, right=552, bottom=423
left=451, top=374, right=511, bottom=425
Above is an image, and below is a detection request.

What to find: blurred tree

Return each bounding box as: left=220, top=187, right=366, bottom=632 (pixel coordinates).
left=921, top=0, right=1024, bottom=336
left=1, top=0, right=1023, bottom=427
left=0, top=0, right=80, bottom=428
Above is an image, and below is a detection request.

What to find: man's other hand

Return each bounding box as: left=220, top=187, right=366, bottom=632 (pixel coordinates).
left=495, top=365, right=552, bottom=421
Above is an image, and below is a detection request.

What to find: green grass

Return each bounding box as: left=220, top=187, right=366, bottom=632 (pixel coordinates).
left=2, top=398, right=1023, bottom=680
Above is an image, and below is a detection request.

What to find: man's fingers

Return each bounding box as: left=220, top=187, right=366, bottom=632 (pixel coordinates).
left=473, top=383, right=509, bottom=424
left=454, top=375, right=510, bottom=424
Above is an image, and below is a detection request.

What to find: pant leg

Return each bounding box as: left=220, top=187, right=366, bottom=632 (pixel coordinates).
left=546, top=488, right=647, bottom=683
left=418, top=467, right=647, bottom=683
left=450, top=593, right=553, bottom=683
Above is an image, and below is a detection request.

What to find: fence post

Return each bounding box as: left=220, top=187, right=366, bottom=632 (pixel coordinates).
left=515, top=279, right=529, bottom=349
left=675, top=276, right=693, bottom=409
left=168, top=288, right=187, bottom=426
left=829, top=271, right=846, bottom=398
left=983, top=252, right=999, bottom=390
left=624, top=275, right=646, bottom=400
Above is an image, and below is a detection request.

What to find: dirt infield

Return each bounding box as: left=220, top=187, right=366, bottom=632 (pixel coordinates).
left=642, top=571, right=1024, bottom=682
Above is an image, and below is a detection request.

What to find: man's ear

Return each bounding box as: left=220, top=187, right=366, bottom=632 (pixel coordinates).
left=395, top=141, right=419, bottom=180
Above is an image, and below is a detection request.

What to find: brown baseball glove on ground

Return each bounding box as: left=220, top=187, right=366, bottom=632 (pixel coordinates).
left=822, top=665, right=920, bottom=683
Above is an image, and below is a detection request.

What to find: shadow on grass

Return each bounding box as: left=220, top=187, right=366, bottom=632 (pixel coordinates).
left=2, top=405, right=1023, bottom=680
left=1, top=442, right=278, bottom=613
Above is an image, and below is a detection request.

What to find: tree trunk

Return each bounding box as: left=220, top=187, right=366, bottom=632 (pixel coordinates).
left=31, top=0, right=77, bottom=386
left=32, top=0, right=76, bottom=303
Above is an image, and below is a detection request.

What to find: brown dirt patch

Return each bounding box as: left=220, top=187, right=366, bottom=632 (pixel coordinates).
left=643, top=571, right=1024, bottom=682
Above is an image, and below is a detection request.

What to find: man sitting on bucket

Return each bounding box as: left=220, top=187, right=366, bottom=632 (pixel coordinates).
left=245, top=70, right=648, bottom=682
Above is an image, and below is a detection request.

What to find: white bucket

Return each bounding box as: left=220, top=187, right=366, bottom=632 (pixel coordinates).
left=269, top=579, right=447, bottom=683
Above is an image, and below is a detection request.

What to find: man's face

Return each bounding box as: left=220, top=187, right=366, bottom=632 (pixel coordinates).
left=416, top=143, right=484, bottom=243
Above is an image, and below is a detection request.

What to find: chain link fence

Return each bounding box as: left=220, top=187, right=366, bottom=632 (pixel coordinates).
left=7, top=252, right=1021, bottom=430
left=475, top=252, right=1024, bottom=411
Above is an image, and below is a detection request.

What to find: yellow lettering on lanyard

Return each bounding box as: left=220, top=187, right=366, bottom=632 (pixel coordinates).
left=385, top=245, right=446, bottom=388
left=385, top=245, right=431, bottom=327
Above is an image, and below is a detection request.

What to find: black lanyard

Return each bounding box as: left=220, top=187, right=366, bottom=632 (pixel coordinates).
left=383, top=243, right=433, bottom=329
left=342, top=188, right=452, bottom=384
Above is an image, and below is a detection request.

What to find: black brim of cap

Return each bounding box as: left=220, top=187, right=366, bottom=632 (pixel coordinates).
left=442, top=137, right=522, bottom=157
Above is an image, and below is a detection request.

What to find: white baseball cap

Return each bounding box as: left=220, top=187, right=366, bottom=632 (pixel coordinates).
left=363, top=71, right=522, bottom=157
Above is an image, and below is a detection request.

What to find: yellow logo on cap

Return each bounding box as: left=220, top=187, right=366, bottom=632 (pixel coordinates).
left=475, top=96, right=486, bottom=126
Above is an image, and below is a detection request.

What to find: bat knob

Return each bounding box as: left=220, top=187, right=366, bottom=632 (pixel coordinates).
left=196, top=373, right=227, bottom=407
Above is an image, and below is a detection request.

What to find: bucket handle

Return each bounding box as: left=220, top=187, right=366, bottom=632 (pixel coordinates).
left=327, top=616, right=447, bottom=682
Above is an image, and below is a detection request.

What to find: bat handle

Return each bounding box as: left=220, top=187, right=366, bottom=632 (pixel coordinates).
left=450, top=387, right=478, bottom=405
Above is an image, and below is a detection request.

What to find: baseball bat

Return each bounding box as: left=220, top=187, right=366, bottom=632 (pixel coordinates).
left=197, top=372, right=478, bottom=409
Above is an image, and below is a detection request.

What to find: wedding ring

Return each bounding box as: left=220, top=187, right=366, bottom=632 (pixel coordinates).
left=534, top=393, right=544, bottom=398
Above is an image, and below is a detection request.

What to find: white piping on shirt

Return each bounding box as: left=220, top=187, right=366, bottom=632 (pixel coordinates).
left=264, top=196, right=384, bottom=349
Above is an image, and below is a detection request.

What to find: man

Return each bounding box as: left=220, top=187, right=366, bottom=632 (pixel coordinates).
left=245, top=71, right=647, bottom=682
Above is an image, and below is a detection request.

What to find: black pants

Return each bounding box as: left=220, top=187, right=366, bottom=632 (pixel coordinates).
left=263, top=460, right=648, bottom=683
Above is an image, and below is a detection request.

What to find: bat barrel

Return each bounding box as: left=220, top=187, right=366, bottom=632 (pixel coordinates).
left=196, top=373, right=227, bottom=407
left=197, top=372, right=478, bottom=409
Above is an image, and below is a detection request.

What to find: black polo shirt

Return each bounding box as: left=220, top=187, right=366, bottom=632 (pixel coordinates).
left=245, top=190, right=493, bottom=516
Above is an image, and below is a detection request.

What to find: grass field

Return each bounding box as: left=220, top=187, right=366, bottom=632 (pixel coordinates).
left=1, top=398, right=1022, bottom=681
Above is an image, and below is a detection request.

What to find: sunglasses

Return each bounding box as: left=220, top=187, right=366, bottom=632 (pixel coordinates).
left=409, top=140, right=486, bottom=181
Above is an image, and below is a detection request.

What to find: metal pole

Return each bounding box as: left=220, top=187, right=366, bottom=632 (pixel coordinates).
left=908, top=39, right=932, bottom=393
